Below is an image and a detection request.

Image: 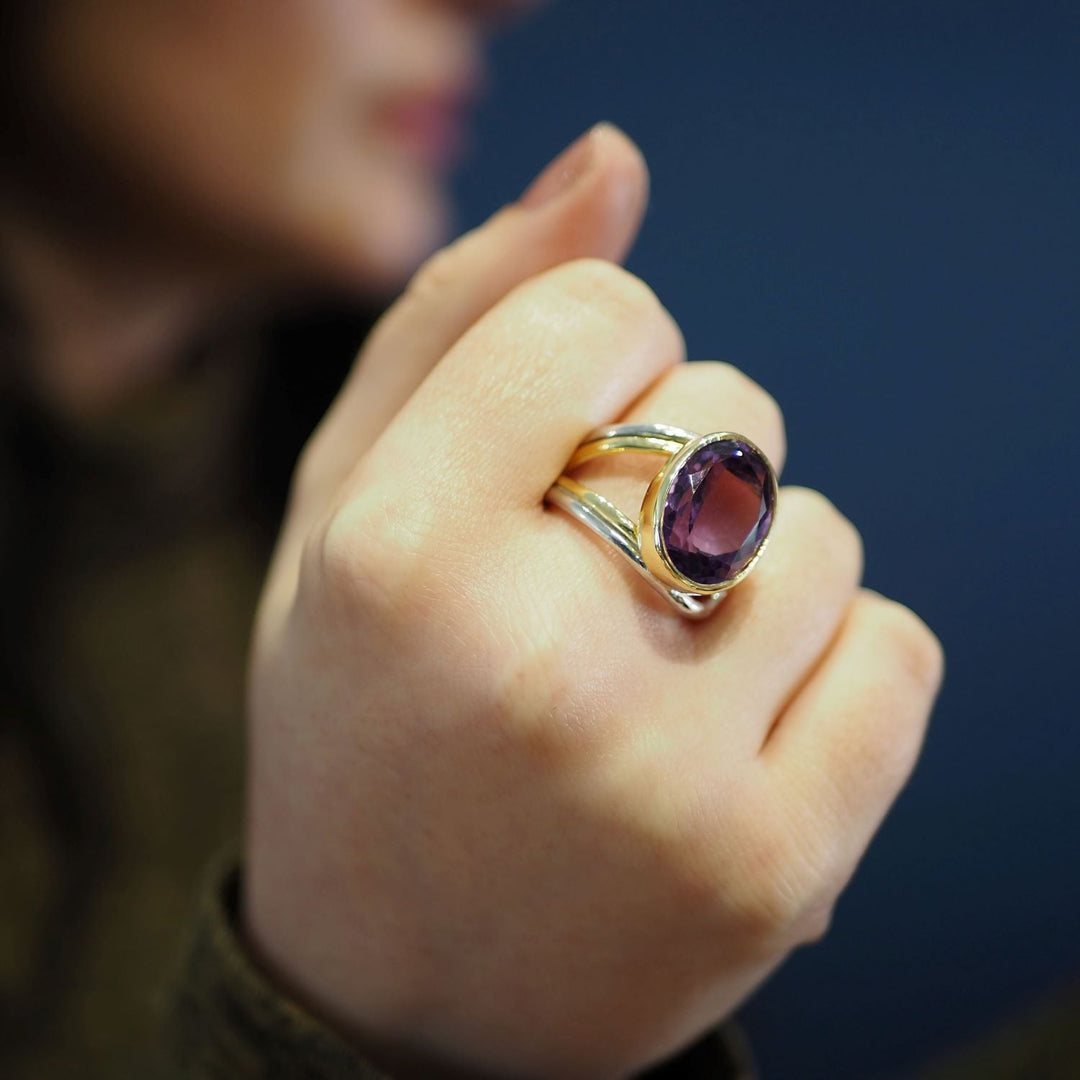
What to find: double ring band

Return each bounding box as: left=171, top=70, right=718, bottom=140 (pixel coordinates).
left=545, top=424, right=778, bottom=619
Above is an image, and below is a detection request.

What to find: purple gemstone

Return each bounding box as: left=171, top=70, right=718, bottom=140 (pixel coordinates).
left=660, top=439, right=774, bottom=586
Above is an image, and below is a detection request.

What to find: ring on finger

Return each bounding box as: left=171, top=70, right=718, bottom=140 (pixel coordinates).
left=545, top=423, right=778, bottom=619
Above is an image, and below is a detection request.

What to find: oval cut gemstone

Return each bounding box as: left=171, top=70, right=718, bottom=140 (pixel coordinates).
left=660, top=439, right=774, bottom=586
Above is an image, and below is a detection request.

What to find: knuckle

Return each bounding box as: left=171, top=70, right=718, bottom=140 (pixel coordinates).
left=798, top=897, right=836, bottom=945
left=869, top=594, right=946, bottom=696
left=791, top=486, right=851, bottom=534
left=486, top=629, right=579, bottom=763
left=807, top=597, right=942, bottom=822
left=299, top=495, right=427, bottom=622
left=691, top=360, right=786, bottom=447
left=546, top=257, right=675, bottom=335
left=711, top=362, right=785, bottom=425
left=734, top=864, right=812, bottom=941
left=289, top=436, right=327, bottom=508
left=405, top=239, right=467, bottom=305
left=718, top=809, right=826, bottom=941
left=813, top=710, right=921, bottom=841
left=787, top=486, right=865, bottom=577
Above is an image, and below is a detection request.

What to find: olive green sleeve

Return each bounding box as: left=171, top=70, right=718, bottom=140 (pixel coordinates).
left=161, top=849, right=757, bottom=1080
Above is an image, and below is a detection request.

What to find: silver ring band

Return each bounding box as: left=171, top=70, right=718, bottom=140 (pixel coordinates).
left=545, top=423, right=777, bottom=619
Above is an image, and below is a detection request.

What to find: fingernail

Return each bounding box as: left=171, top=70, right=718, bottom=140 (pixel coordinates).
left=519, top=124, right=603, bottom=209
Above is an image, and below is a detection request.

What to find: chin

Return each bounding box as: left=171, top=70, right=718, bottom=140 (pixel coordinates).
left=298, top=161, right=454, bottom=300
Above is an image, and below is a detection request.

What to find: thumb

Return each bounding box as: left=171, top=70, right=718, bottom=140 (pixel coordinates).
left=294, top=122, right=649, bottom=526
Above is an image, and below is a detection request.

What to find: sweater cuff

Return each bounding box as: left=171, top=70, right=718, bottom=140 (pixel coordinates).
left=162, top=849, right=756, bottom=1080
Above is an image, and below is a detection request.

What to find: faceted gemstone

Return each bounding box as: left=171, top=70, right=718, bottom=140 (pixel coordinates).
left=660, top=439, right=774, bottom=586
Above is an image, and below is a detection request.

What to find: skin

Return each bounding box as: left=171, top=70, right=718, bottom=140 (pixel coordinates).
left=1, top=5, right=944, bottom=1076
left=245, top=125, right=944, bottom=1078
left=2, top=0, right=533, bottom=409
left=32, top=0, right=479, bottom=284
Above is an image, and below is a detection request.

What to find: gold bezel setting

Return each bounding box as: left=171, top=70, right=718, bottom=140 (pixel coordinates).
left=546, top=423, right=778, bottom=619
left=640, top=431, right=778, bottom=596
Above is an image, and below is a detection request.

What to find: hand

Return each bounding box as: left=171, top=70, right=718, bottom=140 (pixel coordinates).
left=243, top=125, right=943, bottom=1080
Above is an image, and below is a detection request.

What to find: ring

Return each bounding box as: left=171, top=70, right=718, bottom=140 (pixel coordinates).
left=544, top=424, right=778, bottom=619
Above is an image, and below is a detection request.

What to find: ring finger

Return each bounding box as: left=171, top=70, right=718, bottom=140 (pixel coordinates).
left=573, top=360, right=787, bottom=516
left=565, top=361, right=860, bottom=755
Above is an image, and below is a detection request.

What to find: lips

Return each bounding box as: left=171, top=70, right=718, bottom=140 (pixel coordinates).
left=374, top=79, right=479, bottom=169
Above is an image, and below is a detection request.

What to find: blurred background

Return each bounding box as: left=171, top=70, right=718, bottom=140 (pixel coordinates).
left=454, top=1, right=1079, bottom=1076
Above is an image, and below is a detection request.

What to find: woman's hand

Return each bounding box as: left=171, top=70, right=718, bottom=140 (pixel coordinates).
left=243, top=125, right=943, bottom=1080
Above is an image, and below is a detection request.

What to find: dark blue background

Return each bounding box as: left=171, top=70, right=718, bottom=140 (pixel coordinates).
left=453, top=2, right=1080, bottom=1076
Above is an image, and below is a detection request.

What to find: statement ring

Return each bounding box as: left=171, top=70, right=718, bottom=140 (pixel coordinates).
left=545, top=424, right=778, bottom=619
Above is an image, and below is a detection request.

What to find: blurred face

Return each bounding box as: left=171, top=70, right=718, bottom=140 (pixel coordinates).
left=30, top=0, right=535, bottom=295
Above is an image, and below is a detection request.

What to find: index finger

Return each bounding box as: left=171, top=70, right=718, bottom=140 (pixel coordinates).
left=351, top=257, right=685, bottom=513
